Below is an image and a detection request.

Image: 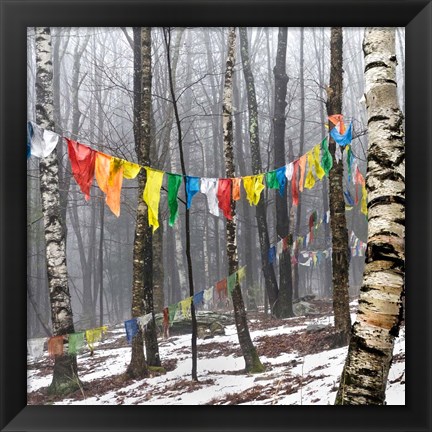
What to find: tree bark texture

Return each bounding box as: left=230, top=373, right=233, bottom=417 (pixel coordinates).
left=164, top=27, right=198, bottom=380
left=223, top=27, right=264, bottom=373
left=239, top=27, right=279, bottom=316
left=127, top=27, right=152, bottom=378
left=336, top=27, right=405, bottom=405
left=326, top=27, right=352, bottom=344
left=293, top=27, right=305, bottom=301
left=273, top=27, right=294, bottom=318
left=35, top=27, right=80, bottom=396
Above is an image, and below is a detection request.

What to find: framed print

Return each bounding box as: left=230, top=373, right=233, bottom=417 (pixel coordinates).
left=1, top=0, right=431, bottom=431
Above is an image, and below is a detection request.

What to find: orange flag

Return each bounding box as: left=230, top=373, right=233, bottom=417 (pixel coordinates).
left=328, top=114, right=345, bottom=134
left=95, top=153, right=123, bottom=217
left=298, top=154, right=307, bottom=192
left=232, top=178, right=241, bottom=201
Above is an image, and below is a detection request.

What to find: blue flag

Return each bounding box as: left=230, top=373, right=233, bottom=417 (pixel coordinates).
left=193, top=291, right=204, bottom=307
left=124, top=318, right=138, bottom=344
left=268, top=246, right=276, bottom=264
left=330, top=122, right=352, bottom=146
left=186, top=176, right=200, bottom=209
left=27, top=122, right=33, bottom=159
left=275, top=166, right=287, bottom=196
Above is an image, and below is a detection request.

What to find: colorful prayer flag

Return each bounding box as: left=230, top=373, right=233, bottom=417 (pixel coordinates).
left=291, top=160, right=300, bottom=206
left=67, top=138, right=96, bottom=201
left=243, top=174, right=265, bottom=206
left=179, top=297, right=192, bottom=318
left=185, top=176, right=200, bottom=209
left=232, top=178, right=241, bottom=201
left=312, top=144, right=325, bottom=180
left=298, top=154, right=307, bottom=192
left=227, top=272, right=237, bottom=296
left=193, top=291, right=204, bottom=307
left=143, top=167, right=164, bottom=232
left=167, top=173, right=182, bottom=226
left=124, top=319, right=139, bottom=344
left=217, top=178, right=232, bottom=220
left=304, top=151, right=316, bottom=189
left=68, top=332, right=86, bottom=355
left=330, top=122, right=352, bottom=146
left=201, top=178, right=220, bottom=217
left=320, top=137, right=333, bottom=176
left=29, top=122, right=60, bottom=158
left=48, top=335, right=64, bottom=357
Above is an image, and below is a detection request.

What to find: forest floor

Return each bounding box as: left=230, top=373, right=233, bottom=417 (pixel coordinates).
left=27, top=299, right=405, bottom=405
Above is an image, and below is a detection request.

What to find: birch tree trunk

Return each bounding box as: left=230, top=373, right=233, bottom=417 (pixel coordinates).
left=127, top=27, right=154, bottom=378
left=35, top=26, right=80, bottom=396
left=335, top=27, right=405, bottom=405
left=273, top=27, right=294, bottom=318
left=239, top=27, right=280, bottom=316
left=326, top=27, right=352, bottom=344
left=223, top=27, right=265, bottom=373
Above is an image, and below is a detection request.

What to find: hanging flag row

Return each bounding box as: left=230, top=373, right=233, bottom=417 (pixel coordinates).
left=27, top=116, right=355, bottom=231
left=27, top=325, right=109, bottom=360
left=28, top=264, right=248, bottom=359
left=124, top=266, right=247, bottom=343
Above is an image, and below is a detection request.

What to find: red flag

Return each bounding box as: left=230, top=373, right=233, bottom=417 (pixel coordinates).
left=217, top=178, right=232, bottom=220
left=216, top=279, right=228, bottom=300
left=67, top=138, right=96, bottom=201
left=291, top=160, right=300, bottom=206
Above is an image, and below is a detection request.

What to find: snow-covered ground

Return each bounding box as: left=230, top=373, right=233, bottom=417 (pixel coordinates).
left=27, top=301, right=405, bottom=405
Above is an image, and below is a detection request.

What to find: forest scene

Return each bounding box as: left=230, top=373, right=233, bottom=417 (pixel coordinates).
left=27, top=26, right=405, bottom=405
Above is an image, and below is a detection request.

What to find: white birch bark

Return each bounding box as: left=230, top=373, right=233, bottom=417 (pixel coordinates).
left=336, top=27, right=405, bottom=405
left=35, top=26, right=80, bottom=395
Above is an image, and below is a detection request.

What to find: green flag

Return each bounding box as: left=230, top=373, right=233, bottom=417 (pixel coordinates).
left=227, top=272, right=237, bottom=296
left=167, top=173, right=182, bottom=227
left=168, top=303, right=178, bottom=324
left=320, top=137, right=333, bottom=175
left=68, top=332, right=85, bottom=355
left=265, top=170, right=279, bottom=189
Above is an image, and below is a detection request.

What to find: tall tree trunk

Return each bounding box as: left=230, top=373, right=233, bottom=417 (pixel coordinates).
left=293, top=27, right=305, bottom=301
left=223, top=27, right=265, bottom=373
left=127, top=27, right=152, bottom=378
left=98, top=195, right=105, bottom=327
left=152, top=225, right=164, bottom=312
left=273, top=27, right=294, bottom=317
left=163, top=27, right=198, bottom=381
left=336, top=27, right=405, bottom=405
left=139, top=27, right=161, bottom=369
left=239, top=27, right=279, bottom=316
left=35, top=26, right=80, bottom=396
left=313, top=27, right=333, bottom=298
left=326, top=27, right=352, bottom=344
left=233, top=72, right=257, bottom=311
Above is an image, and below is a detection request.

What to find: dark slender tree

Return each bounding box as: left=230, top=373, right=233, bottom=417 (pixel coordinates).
left=223, top=27, right=265, bottom=373
left=326, top=27, right=352, bottom=345
left=239, top=27, right=280, bottom=316
left=273, top=27, right=294, bottom=317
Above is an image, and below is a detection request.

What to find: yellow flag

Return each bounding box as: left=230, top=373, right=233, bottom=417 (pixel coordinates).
left=313, top=145, right=326, bottom=180
left=361, top=184, right=368, bottom=216
left=123, top=161, right=141, bottom=179
left=237, top=266, right=246, bottom=282
left=85, top=326, right=107, bottom=351
left=243, top=174, right=265, bottom=206
left=179, top=297, right=192, bottom=318
left=304, top=152, right=316, bottom=189
left=143, top=167, right=164, bottom=232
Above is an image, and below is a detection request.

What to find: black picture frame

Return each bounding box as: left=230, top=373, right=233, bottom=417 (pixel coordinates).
left=1, top=0, right=431, bottom=431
